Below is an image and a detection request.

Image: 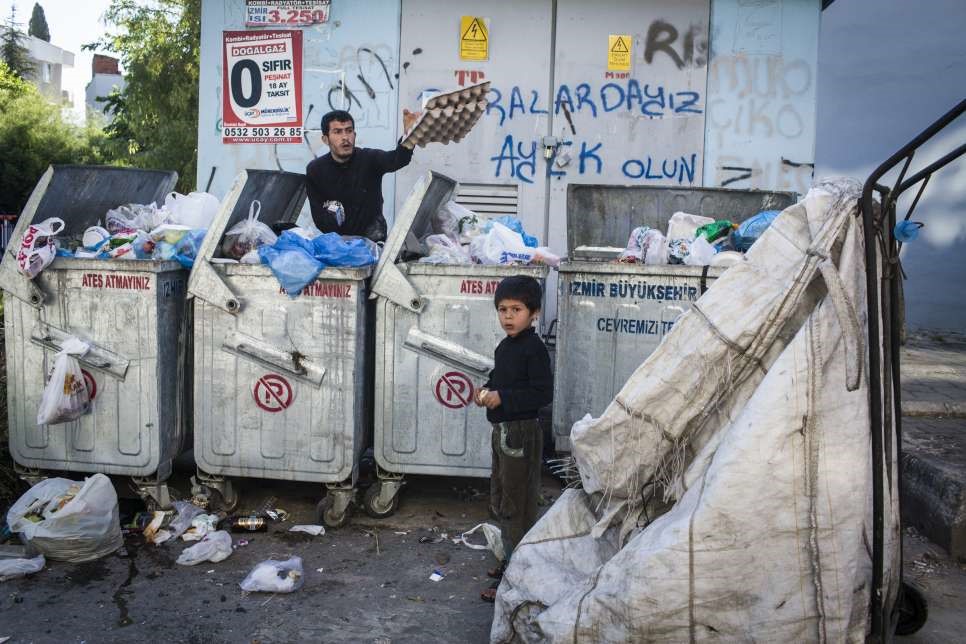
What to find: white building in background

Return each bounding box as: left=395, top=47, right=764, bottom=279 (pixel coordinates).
left=85, top=54, right=125, bottom=122
left=1, top=28, right=75, bottom=103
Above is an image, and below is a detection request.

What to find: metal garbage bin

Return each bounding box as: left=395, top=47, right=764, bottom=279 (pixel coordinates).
left=367, top=171, right=548, bottom=518
left=0, top=165, right=185, bottom=507
left=187, top=170, right=371, bottom=527
left=553, top=185, right=797, bottom=451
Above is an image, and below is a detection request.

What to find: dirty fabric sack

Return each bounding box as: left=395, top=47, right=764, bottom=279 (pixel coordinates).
left=240, top=556, right=304, bottom=593
left=7, top=474, right=123, bottom=563
left=492, top=179, right=900, bottom=643
left=0, top=554, right=45, bottom=582
left=36, top=337, right=91, bottom=425
left=176, top=530, right=233, bottom=566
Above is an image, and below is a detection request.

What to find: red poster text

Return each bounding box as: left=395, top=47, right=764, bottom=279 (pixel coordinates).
left=81, top=273, right=151, bottom=291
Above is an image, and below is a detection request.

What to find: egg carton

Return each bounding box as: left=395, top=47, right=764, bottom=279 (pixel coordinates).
left=402, top=80, right=491, bottom=148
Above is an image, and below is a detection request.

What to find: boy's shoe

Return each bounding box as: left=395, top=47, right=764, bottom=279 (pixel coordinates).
left=486, top=567, right=504, bottom=579
left=481, top=581, right=499, bottom=602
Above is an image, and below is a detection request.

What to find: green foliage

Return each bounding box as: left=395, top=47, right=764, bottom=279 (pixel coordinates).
left=86, top=0, right=201, bottom=192
left=0, top=63, right=108, bottom=214
left=1, top=6, right=35, bottom=79
left=28, top=3, right=50, bottom=42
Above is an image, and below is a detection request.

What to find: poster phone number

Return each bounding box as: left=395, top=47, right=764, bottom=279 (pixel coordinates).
left=246, top=1, right=330, bottom=26
left=223, top=126, right=303, bottom=144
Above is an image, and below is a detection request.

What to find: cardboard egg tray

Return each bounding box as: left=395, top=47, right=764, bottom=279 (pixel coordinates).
left=402, top=80, right=491, bottom=148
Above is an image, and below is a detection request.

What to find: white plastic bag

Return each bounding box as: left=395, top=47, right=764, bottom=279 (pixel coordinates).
left=105, top=203, right=169, bottom=234
left=434, top=200, right=475, bottom=241
left=16, top=217, right=64, bottom=279
left=240, top=556, right=304, bottom=593
left=470, top=221, right=543, bottom=265
left=164, top=191, right=219, bottom=229
left=36, top=337, right=91, bottom=426
left=458, top=522, right=506, bottom=562
left=176, top=530, right=233, bottom=566
left=222, top=201, right=277, bottom=259
left=6, top=474, right=122, bottom=562
left=684, top=235, right=715, bottom=266
left=666, top=211, right=714, bottom=240
left=0, top=555, right=45, bottom=582
left=166, top=501, right=206, bottom=541
left=419, top=234, right=472, bottom=265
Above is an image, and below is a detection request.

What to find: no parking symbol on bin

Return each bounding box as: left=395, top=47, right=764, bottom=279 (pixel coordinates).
left=434, top=371, right=474, bottom=409
left=253, top=373, right=294, bottom=412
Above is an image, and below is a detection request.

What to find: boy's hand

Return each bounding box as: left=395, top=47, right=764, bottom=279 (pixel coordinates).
left=474, top=387, right=488, bottom=407
left=482, top=390, right=502, bottom=410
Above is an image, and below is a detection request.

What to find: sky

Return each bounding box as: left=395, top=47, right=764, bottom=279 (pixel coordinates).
left=3, top=0, right=114, bottom=121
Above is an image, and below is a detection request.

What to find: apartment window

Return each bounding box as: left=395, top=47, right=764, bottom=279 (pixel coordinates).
left=42, top=63, right=51, bottom=83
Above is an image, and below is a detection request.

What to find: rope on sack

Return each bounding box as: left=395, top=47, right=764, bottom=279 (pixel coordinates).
left=817, top=259, right=865, bottom=392
left=805, top=317, right=829, bottom=643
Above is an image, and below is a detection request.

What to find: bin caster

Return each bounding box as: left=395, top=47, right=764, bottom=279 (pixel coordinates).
left=317, top=489, right=352, bottom=529
left=193, top=472, right=239, bottom=513
left=14, top=463, right=47, bottom=488
left=895, top=581, right=928, bottom=636
left=132, top=476, right=173, bottom=510
left=362, top=480, right=402, bottom=519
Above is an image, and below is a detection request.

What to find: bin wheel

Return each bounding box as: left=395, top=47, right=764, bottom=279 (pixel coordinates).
left=317, top=496, right=349, bottom=529
left=895, top=581, right=928, bottom=636
left=363, top=483, right=399, bottom=519
left=217, top=485, right=240, bottom=514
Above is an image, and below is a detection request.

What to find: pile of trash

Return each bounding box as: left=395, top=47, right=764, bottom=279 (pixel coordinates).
left=212, top=200, right=380, bottom=297
left=419, top=201, right=560, bottom=267
left=616, top=209, right=780, bottom=268
left=15, top=191, right=220, bottom=280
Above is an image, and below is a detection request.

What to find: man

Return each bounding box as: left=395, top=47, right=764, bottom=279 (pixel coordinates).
left=305, top=109, right=418, bottom=242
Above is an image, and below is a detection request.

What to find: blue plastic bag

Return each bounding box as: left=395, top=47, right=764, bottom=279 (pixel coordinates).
left=732, top=210, right=780, bottom=252
left=258, top=245, right=323, bottom=297
left=172, top=229, right=207, bottom=268
left=275, top=230, right=317, bottom=256
left=312, top=233, right=379, bottom=267
left=488, top=216, right=538, bottom=248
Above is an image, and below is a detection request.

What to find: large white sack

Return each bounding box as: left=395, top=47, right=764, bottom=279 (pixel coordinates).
left=492, top=179, right=899, bottom=643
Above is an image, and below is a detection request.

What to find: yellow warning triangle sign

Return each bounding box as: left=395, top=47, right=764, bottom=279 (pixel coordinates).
left=462, top=18, right=488, bottom=42
left=610, top=36, right=629, bottom=53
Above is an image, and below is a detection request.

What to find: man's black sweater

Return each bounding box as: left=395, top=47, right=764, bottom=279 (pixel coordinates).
left=483, top=327, right=553, bottom=423
left=305, top=144, right=414, bottom=242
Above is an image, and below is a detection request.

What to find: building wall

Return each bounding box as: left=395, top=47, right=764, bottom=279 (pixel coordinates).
left=85, top=73, right=125, bottom=120
left=814, top=0, right=966, bottom=332
left=21, top=34, right=74, bottom=103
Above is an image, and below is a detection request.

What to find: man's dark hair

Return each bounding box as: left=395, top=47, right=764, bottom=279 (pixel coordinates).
left=494, top=276, right=542, bottom=312
left=321, top=110, right=354, bottom=135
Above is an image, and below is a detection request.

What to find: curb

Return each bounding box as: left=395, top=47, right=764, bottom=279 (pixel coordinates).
left=902, top=401, right=966, bottom=419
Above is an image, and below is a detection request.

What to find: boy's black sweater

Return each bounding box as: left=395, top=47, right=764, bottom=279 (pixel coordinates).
left=483, top=327, right=553, bottom=423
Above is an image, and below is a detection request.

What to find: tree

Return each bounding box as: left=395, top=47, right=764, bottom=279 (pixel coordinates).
left=85, top=0, right=200, bottom=192
left=0, top=62, right=109, bottom=214
left=28, top=3, right=50, bottom=42
left=1, top=5, right=34, bottom=79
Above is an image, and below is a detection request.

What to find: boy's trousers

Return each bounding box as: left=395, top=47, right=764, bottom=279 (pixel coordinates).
left=489, top=418, right=543, bottom=558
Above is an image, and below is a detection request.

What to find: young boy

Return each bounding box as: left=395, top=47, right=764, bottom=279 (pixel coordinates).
left=475, top=275, right=553, bottom=602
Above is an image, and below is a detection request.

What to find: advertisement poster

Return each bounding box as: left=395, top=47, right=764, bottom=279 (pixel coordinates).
left=245, top=1, right=331, bottom=27
left=222, top=30, right=303, bottom=144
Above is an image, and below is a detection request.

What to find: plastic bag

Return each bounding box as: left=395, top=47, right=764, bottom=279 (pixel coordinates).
left=175, top=530, right=233, bottom=566
left=458, top=522, right=505, bottom=562
left=149, top=224, right=192, bottom=245
left=222, top=201, right=277, bottom=260
left=0, top=555, right=45, bottom=582
left=312, top=233, right=379, bottom=267
left=105, top=203, right=169, bottom=234
left=240, top=557, right=304, bottom=593
left=487, top=215, right=538, bottom=248
left=732, top=210, right=780, bottom=252
left=166, top=501, right=206, bottom=541
left=667, top=238, right=691, bottom=265
left=434, top=200, right=475, bottom=241
left=684, top=236, right=716, bottom=266
left=164, top=191, right=220, bottom=229
left=419, top=234, right=472, bottom=265
left=469, top=221, right=540, bottom=265
left=666, top=211, right=714, bottom=240
left=173, top=229, right=207, bottom=269
left=16, top=217, right=64, bottom=279
left=694, top=220, right=735, bottom=243
left=182, top=513, right=220, bottom=541
left=6, top=473, right=122, bottom=562
left=37, top=337, right=91, bottom=425
left=258, top=246, right=323, bottom=297
left=619, top=226, right=667, bottom=264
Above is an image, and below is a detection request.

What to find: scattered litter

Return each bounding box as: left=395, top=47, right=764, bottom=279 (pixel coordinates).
left=0, top=555, right=45, bottom=582
left=228, top=516, right=267, bottom=532
left=265, top=509, right=290, bottom=522
left=289, top=525, right=325, bottom=536
left=316, top=567, right=324, bottom=574
left=236, top=539, right=250, bottom=548
left=206, top=569, right=215, bottom=574
left=182, top=514, right=222, bottom=541
left=176, top=531, right=233, bottom=566
left=394, top=531, right=410, bottom=536
left=429, top=569, right=445, bottom=582
left=142, top=511, right=171, bottom=545
left=167, top=501, right=206, bottom=541
left=458, top=523, right=505, bottom=562
left=240, top=557, right=304, bottom=593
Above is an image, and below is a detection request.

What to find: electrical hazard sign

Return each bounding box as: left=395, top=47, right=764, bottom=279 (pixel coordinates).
left=460, top=16, right=489, bottom=61
left=608, top=34, right=632, bottom=71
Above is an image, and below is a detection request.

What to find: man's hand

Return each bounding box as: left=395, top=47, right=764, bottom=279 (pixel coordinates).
left=402, top=108, right=421, bottom=133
